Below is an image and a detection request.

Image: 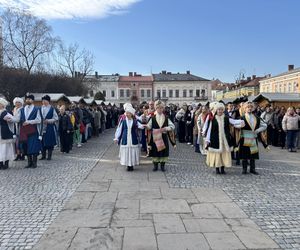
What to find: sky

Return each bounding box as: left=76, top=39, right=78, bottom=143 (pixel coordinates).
left=0, top=0, right=299, bottom=82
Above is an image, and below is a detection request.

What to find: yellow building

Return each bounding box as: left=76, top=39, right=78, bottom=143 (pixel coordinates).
left=216, top=76, right=262, bottom=101
left=260, top=65, right=300, bottom=93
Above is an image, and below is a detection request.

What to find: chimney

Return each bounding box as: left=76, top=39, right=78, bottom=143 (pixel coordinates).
left=252, top=75, right=256, bottom=80
left=186, top=70, right=190, bottom=74
left=162, top=70, right=167, bottom=75
left=288, top=65, right=294, bottom=71
left=167, top=72, right=172, bottom=74
left=129, top=72, right=133, bottom=77
left=247, top=77, right=251, bottom=81
left=95, top=71, right=98, bottom=78
left=134, top=72, right=137, bottom=76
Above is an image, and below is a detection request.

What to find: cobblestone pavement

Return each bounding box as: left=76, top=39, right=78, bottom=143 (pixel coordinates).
left=0, top=131, right=112, bottom=250
left=166, top=143, right=300, bottom=249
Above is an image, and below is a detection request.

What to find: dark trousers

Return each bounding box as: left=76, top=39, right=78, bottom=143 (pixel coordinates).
left=286, top=130, right=298, bottom=150
left=60, top=131, right=72, bottom=153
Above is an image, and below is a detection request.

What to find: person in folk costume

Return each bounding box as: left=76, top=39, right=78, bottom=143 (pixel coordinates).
left=193, top=105, right=202, bottom=153
left=12, top=97, right=25, bottom=161
left=0, top=98, right=16, bottom=170
left=10, top=94, right=42, bottom=168
left=205, top=102, right=245, bottom=174
left=238, top=102, right=267, bottom=175
left=39, top=95, right=58, bottom=161
left=147, top=100, right=176, bottom=172
left=201, top=101, right=218, bottom=138
left=114, top=105, right=144, bottom=171
left=197, top=105, right=209, bottom=155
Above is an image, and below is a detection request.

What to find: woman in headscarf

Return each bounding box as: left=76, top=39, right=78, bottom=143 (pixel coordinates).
left=114, top=104, right=144, bottom=171
left=0, top=98, right=16, bottom=170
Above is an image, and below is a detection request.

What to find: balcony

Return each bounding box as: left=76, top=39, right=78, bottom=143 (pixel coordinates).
left=194, top=96, right=208, bottom=101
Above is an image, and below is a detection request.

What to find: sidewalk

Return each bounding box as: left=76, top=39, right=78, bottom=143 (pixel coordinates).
left=34, top=140, right=279, bottom=250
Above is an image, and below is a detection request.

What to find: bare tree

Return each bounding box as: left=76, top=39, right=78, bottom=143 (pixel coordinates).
left=1, top=9, right=57, bottom=74
left=56, top=42, right=95, bottom=81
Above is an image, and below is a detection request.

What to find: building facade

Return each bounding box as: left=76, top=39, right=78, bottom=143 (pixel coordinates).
left=118, top=73, right=153, bottom=106
left=260, top=65, right=300, bottom=94
left=153, top=71, right=211, bottom=106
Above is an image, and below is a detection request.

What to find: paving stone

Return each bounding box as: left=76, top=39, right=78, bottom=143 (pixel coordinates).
left=190, top=203, right=223, bottom=218
left=69, top=227, right=123, bottom=250
left=157, top=233, right=210, bottom=250
left=204, top=232, right=246, bottom=249
left=123, top=227, right=157, bottom=250
left=113, top=200, right=139, bottom=220
left=109, top=181, right=140, bottom=192
left=118, top=190, right=161, bottom=200
left=225, top=218, right=261, bottom=231
left=160, top=188, right=196, bottom=199
left=76, top=181, right=110, bottom=192
left=213, top=202, right=248, bottom=219
left=33, top=227, right=77, bottom=250
left=89, top=192, right=118, bottom=208
left=234, top=228, right=279, bottom=249
left=192, top=188, right=232, bottom=203
left=183, top=218, right=231, bottom=233
left=153, top=214, right=186, bottom=233
left=140, top=199, right=191, bottom=214
left=50, top=206, right=113, bottom=228
left=63, top=191, right=95, bottom=210
left=111, top=219, right=153, bottom=228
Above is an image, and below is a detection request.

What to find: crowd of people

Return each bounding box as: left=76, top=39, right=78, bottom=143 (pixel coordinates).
left=0, top=94, right=121, bottom=170
left=113, top=99, right=300, bottom=175
left=1, top=94, right=299, bottom=175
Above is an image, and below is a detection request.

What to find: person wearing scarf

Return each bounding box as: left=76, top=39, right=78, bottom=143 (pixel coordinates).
left=239, top=102, right=267, bottom=175
left=147, top=100, right=176, bottom=172
left=205, top=102, right=245, bottom=175
left=114, top=104, right=144, bottom=171
left=0, top=98, right=16, bottom=170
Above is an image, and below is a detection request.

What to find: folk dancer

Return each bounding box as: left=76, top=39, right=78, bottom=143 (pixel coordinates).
left=0, top=98, right=16, bottom=170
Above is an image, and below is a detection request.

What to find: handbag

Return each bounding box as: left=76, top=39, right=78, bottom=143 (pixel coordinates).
left=19, top=124, right=36, bottom=142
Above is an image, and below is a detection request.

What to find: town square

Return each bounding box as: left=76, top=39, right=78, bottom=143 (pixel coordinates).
left=0, top=0, right=300, bottom=250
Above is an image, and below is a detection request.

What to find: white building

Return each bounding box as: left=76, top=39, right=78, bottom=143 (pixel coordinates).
left=83, top=73, right=119, bottom=104
left=153, top=71, right=212, bottom=106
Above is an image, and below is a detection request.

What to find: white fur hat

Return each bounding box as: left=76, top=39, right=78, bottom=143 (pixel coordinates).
left=0, top=98, right=9, bottom=107
left=209, top=101, right=218, bottom=110
left=123, top=103, right=133, bottom=110
left=125, top=106, right=136, bottom=115
left=214, top=102, right=225, bottom=110
left=13, top=97, right=24, bottom=106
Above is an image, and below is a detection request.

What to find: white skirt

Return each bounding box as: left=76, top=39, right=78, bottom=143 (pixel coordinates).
left=0, top=140, right=15, bottom=162
left=119, top=145, right=140, bottom=167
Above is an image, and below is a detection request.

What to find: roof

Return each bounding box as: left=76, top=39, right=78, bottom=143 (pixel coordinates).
left=253, top=93, right=300, bottom=102
left=220, top=98, right=236, bottom=104
left=30, top=93, right=68, bottom=102
left=119, top=76, right=153, bottom=82
left=83, top=98, right=96, bottom=105
left=262, top=67, right=300, bottom=80
left=153, top=72, right=209, bottom=82
left=243, top=77, right=264, bottom=87
left=67, top=96, right=85, bottom=103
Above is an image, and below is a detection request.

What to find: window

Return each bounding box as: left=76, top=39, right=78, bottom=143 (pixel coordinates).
left=157, top=90, right=161, bottom=98
left=147, top=89, right=151, bottom=98
left=288, top=83, right=292, bottom=92
left=89, top=90, right=94, bottom=97
left=103, top=90, right=106, bottom=97
left=201, top=89, right=206, bottom=97
left=141, top=89, right=145, bottom=98
left=196, top=89, right=200, bottom=97
left=189, top=89, right=193, bottom=97
left=175, top=89, right=179, bottom=98
left=111, top=90, right=115, bottom=98
left=132, top=90, right=137, bottom=96
left=126, top=89, right=130, bottom=97
left=169, top=89, right=173, bottom=98
left=120, top=89, right=124, bottom=97
left=162, top=89, right=166, bottom=98
left=183, top=89, right=187, bottom=98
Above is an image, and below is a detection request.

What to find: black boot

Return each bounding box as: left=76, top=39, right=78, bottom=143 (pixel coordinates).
left=127, top=166, right=130, bottom=171
left=47, top=150, right=53, bottom=161
left=32, top=155, right=38, bottom=168
left=130, top=166, right=134, bottom=171
left=160, top=162, right=166, bottom=172
left=242, top=160, right=248, bottom=174
left=153, top=163, right=158, bottom=171
left=0, top=162, right=3, bottom=170
left=25, top=155, right=33, bottom=168
left=40, top=150, right=46, bottom=160
left=221, top=166, right=226, bottom=174
left=14, top=155, right=20, bottom=161
left=216, top=167, right=221, bottom=174
left=3, top=161, right=9, bottom=170
left=20, top=154, right=25, bottom=161
left=250, top=159, right=259, bottom=175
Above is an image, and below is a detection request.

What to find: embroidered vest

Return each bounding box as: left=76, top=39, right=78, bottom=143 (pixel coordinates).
left=118, top=119, right=138, bottom=146
left=0, top=111, right=13, bottom=140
